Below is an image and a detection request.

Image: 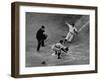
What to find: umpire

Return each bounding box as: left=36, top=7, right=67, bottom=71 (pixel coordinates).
left=36, top=25, right=48, bottom=51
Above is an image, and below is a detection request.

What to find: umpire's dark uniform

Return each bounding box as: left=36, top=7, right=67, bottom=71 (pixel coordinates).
left=36, top=26, right=47, bottom=51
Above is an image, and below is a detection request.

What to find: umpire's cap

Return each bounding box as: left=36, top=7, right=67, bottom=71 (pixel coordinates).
left=41, top=25, right=45, bottom=28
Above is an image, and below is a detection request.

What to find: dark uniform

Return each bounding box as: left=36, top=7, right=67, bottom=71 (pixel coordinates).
left=36, top=26, right=47, bottom=51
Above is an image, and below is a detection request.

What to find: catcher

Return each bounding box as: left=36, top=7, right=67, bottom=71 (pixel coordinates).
left=51, top=40, right=69, bottom=59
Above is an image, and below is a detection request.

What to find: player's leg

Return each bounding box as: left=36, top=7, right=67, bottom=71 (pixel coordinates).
left=55, top=50, right=58, bottom=55
left=52, top=46, right=58, bottom=56
left=57, top=50, right=61, bottom=59
left=37, top=40, right=41, bottom=51
left=68, top=34, right=74, bottom=42
left=64, top=32, right=71, bottom=43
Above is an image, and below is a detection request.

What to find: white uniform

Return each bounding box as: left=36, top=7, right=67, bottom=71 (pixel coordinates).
left=65, top=23, right=78, bottom=42
left=52, top=43, right=64, bottom=51
left=52, top=42, right=66, bottom=54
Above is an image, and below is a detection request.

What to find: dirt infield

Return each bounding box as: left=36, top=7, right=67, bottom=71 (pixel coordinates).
left=26, top=13, right=89, bottom=67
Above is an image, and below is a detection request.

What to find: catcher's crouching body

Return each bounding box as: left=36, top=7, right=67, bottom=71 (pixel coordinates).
left=51, top=40, right=69, bottom=59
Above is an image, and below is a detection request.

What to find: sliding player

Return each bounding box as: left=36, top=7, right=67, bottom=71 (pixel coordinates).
left=64, top=22, right=78, bottom=43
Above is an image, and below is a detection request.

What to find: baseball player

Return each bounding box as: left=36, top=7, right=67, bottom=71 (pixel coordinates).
left=64, top=22, right=78, bottom=43
left=51, top=40, right=69, bottom=59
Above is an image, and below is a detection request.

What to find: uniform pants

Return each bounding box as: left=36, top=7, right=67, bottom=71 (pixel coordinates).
left=65, top=32, right=74, bottom=42
left=37, top=39, right=44, bottom=51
